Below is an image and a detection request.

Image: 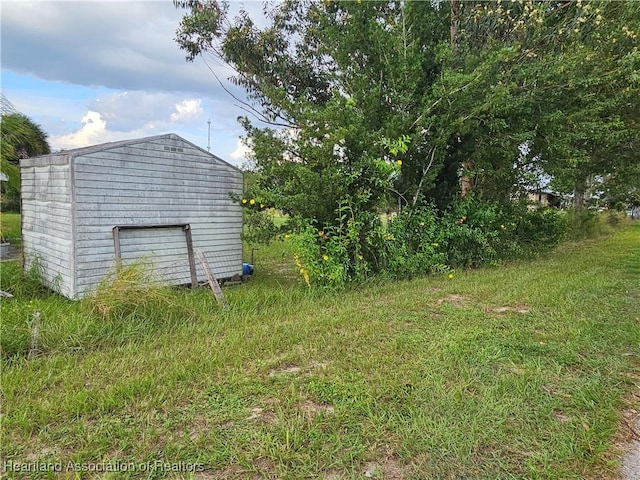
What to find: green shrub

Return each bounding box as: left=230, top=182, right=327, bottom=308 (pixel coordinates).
left=380, top=205, right=448, bottom=277
left=286, top=198, right=570, bottom=287
left=566, top=209, right=601, bottom=239
left=438, top=199, right=501, bottom=268
left=512, top=206, right=568, bottom=255
left=290, top=213, right=373, bottom=288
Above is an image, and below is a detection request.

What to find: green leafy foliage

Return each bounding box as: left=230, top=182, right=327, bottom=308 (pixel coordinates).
left=174, top=0, right=638, bottom=285
left=379, top=206, right=448, bottom=278
left=0, top=113, right=51, bottom=212
left=288, top=199, right=568, bottom=287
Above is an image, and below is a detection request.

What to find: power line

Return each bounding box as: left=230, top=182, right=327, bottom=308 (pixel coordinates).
left=0, top=92, right=21, bottom=116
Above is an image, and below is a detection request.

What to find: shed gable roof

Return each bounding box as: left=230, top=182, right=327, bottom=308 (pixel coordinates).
left=20, top=133, right=241, bottom=173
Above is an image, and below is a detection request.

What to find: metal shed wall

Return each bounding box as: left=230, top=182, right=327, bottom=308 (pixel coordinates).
left=20, top=155, right=75, bottom=298
left=21, top=133, right=243, bottom=299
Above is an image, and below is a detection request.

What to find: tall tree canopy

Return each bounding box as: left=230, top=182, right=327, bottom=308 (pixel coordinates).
left=0, top=113, right=51, bottom=211
left=175, top=0, right=638, bottom=217
left=176, top=0, right=637, bottom=286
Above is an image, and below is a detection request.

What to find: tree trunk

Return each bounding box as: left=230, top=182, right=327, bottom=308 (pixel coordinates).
left=572, top=189, right=585, bottom=210
left=460, top=159, right=474, bottom=197
left=450, top=0, right=460, bottom=53
left=573, top=179, right=586, bottom=210
left=450, top=1, right=474, bottom=197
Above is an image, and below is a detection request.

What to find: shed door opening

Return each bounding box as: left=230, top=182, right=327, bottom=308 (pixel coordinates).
left=112, top=224, right=197, bottom=287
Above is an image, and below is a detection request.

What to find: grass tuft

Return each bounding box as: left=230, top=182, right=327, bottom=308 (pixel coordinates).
left=84, top=260, right=181, bottom=321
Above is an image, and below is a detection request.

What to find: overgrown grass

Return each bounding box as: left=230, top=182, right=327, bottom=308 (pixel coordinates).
left=0, top=224, right=638, bottom=479
left=565, top=209, right=632, bottom=241
left=1, top=212, right=22, bottom=247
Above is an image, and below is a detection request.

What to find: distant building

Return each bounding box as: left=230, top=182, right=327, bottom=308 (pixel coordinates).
left=527, top=190, right=560, bottom=208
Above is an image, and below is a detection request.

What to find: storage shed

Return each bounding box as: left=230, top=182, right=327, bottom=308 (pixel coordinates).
left=20, top=133, right=243, bottom=299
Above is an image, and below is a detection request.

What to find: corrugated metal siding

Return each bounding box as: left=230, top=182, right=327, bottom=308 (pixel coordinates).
left=73, top=136, right=243, bottom=297
left=20, top=162, right=75, bottom=298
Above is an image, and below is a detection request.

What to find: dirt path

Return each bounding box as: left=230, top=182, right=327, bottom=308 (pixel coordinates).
left=621, top=414, right=640, bottom=480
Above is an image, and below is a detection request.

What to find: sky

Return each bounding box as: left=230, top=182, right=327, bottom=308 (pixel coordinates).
left=1, top=0, right=268, bottom=167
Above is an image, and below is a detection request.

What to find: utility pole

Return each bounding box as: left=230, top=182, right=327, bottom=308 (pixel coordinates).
left=207, top=118, right=211, bottom=152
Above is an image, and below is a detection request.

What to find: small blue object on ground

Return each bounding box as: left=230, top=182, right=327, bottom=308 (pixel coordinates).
left=243, top=263, right=254, bottom=276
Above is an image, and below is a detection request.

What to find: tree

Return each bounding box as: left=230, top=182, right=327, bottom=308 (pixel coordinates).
left=449, top=0, right=640, bottom=208
left=174, top=0, right=638, bottom=281
left=176, top=1, right=452, bottom=216
left=1, top=113, right=51, bottom=211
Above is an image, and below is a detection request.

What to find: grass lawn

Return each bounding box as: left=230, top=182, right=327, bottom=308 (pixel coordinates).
left=1, top=212, right=21, bottom=247
left=1, top=224, right=639, bottom=479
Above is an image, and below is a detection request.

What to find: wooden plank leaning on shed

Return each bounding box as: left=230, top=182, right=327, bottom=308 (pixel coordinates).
left=195, top=248, right=229, bottom=309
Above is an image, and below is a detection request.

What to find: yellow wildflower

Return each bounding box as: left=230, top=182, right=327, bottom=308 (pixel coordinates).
left=250, top=199, right=256, bottom=205
left=448, top=273, right=454, bottom=280
left=242, top=199, right=247, bottom=204
left=396, top=160, right=402, bottom=167
left=323, top=254, right=329, bottom=261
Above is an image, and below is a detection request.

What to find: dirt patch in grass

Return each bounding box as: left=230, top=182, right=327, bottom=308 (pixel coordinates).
left=362, top=455, right=406, bottom=479
left=300, top=398, right=335, bottom=416
left=197, top=464, right=244, bottom=480
left=187, top=414, right=214, bottom=439
left=553, top=410, right=571, bottom=424
left=268, top=363, right=302, bottom=377
left=432, top=294, right=473, bottom=309
left=196, top=459, right=277, bottom=480
left=310, top=360, right=330, bottom=370
left=488, top=305, right=531, bottom=314
left=23, top=446, right=62, bottom=462
left=252, top=457, right=277, bottom=479
left=267, top=361, right=329, bottom=378
left=194, top=471, right=221, bottom=480
left=430, top=294, right=531, bottom=315
left=246, top=406, right=278, bottom=424
left=323, top=470, right=345, bottom=480
left=245, top=397, right=281, bottom=424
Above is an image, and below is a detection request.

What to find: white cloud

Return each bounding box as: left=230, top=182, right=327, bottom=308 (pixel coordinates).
left=171, top=99, right=203, bottom=122
left=51, top=110, right=161, bottom=151
left=1, top=1, right=272, bottom=165
left=229, top=137, right=253, bottom=161
left=92, top=91, right=175, bottom=131
left=53, top=111, right=110, bottom=149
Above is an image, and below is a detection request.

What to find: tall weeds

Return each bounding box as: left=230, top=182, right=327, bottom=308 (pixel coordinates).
left=1, top=260, right=212, bottom=361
